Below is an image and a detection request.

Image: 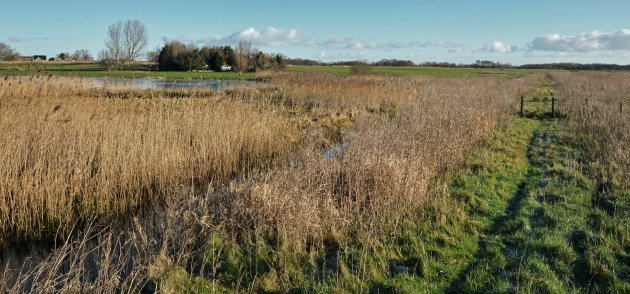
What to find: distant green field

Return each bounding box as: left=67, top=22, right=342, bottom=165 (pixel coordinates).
left=286, top=65, right=546, bottom=78
left=0, top=63, right=255, bottom=79
left=0, top=62, right=550, bottom=79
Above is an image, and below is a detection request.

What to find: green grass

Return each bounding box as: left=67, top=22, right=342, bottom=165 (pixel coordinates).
left=0, top=63, right=551, bottom=79
left=0, top=62, right=255, bottom=79
left=286, top=65, right=549, bottom=78
left=87, top=76, right=626, bottom=292
left=440, top=83, right=629, bottom=293
left=190, top=80, right=627, bottom=293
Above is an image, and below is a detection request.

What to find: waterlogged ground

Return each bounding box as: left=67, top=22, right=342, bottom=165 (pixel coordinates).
left=122, top=79, right=629, bottom=293
left=79, top=76, right=259, bottom=91
left=0, top=62, right=256, bottom=79
left=2, top=74, right=627, bottom=292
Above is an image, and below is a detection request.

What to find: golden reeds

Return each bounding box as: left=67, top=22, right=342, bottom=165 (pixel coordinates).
left=553, top=72, right=630, bottom=187
left=217, top=73, right=540, bottom=250
left=0, top=76, right=297, bottom=243
left=0, top=72, right=541, bottom=291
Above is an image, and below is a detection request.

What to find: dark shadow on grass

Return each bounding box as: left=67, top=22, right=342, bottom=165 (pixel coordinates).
left=446, top=126, right=543, bottom=293
left=521, top=111, right=567, bottom=120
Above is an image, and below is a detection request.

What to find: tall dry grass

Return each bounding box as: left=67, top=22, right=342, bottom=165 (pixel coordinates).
left=218, top=73, right=540, bottom=251
left=0, top=76, right=298, bottom=244
left=553, top=72, right=630, bottom=187
left=0, top=73, right=541, bottom=291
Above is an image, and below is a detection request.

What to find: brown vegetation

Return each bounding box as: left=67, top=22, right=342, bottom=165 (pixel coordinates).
left=553, top=72, right=630, bottom=188
left=0, top=76, right=297, bottom=244
left=0, top=73, right=540, bottom=291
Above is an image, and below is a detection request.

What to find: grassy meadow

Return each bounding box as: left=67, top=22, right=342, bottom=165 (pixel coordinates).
left=0, top=69, right=628, bottom=293
left=285, top=65, right=545, bottom=78
left=0, top=62, right=255, bottom=79
left=0, top=62, right=544, bottom=79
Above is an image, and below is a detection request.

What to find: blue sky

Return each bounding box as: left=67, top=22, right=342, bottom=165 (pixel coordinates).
left=2, top=0, right=630, bottom=65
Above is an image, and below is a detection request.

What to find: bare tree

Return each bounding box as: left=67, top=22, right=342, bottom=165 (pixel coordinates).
left=71, top=49, right=93, bottom=61
left=236, top=40, right=251, bottom=72
left=0, top=42, right=20, bottom=61
left=105, top=21, right=123, bottom=64
left=104, top=20, right=148, bottom=64
left=97, top=49, right=111, bottom=63
left=123, top=20, right=148, bottom=61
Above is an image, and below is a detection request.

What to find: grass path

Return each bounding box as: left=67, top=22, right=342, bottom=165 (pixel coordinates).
left=442, top=86, right=629, bottom=293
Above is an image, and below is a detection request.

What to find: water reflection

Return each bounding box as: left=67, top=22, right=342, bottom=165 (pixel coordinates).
left=81, top=77, right=258, bottom=91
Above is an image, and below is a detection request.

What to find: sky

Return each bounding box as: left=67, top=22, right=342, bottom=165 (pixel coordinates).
left=2, top=0, right=630, bottom=65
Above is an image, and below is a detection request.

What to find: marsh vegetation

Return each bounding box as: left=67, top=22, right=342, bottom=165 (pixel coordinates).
left=0, top=70, right=627, bottom=292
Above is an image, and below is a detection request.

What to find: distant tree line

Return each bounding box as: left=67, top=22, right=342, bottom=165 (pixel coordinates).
left=157, top=40, right=285, bottom=72
left=284, top=57, right=630, bottom=72
left=55, top=49, right=93, bottom=61
left=284, top=58, right=324, bottom=66
left=517, top=63, right=630, bottom=71
left=1, top=42, right=94, bottom=62
left=373, top=59, right=416, bottom=66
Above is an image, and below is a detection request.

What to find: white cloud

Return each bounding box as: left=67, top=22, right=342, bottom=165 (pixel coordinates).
left=194, top=26, right=466, bottom=56
left=418, top=41, right=462, bottom=48
left=200, top=27, right=316, bottom=47
left=346, top=42, right=380, bottom=50
left=316, top=50, right=369, bottom=60
left=347, top=42, right=365, bottom=50
left=321, top=35, right=353, bottom=47
left=479, top=41, right=518, bottom=53
left=366, top=42, right=380, bottom=49
left=530, top=29, right=630, bottom=53
left=384, top=41, right=418, bottom=49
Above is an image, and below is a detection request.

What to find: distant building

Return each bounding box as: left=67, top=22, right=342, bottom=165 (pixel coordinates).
left=19, top=55, right=48, bottom=62
left=221, top=64, right=232, bottom=71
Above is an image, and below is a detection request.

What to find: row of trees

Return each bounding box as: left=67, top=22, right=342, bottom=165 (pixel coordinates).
left=518, top=63, right=630, bottom=71
left=56, top=49, right=93, bottom=61
left=284, top=58, right=418, bottom=67
left=158, top=42, right=236, bottom=71
left=157, top=40, right=285, bottom=72
left=0, top=42, right=92, bottom=61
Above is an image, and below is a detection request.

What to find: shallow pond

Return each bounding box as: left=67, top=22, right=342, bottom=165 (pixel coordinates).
left=78, top=77, right=259, bottom=91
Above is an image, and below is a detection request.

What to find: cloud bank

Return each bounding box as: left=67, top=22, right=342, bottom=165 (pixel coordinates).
left=529, top=29, right=630, bottom=53
left=478, top=41, right=518, bottom=53
left=195, top=27, right=461, bottom=53
left=199, top=27, right=316, bottom=46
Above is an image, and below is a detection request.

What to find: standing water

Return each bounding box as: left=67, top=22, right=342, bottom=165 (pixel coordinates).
left=74, top=77, right=259, bottom=91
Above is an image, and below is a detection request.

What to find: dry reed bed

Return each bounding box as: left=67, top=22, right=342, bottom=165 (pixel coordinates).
left=1, top=73, right=542, bottom=291
left=0, top=76, right=298, bottom=244
left=553, top=72, right=630, bottom=186
left=215, top=73, right=541, bottom=251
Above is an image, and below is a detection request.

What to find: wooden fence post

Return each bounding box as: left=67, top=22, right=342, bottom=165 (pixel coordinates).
left=520, top=96, right=524, bottom=117
left=621, top=102, right=623, bottom=114
left=551, top=95, right=556, bottom=117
